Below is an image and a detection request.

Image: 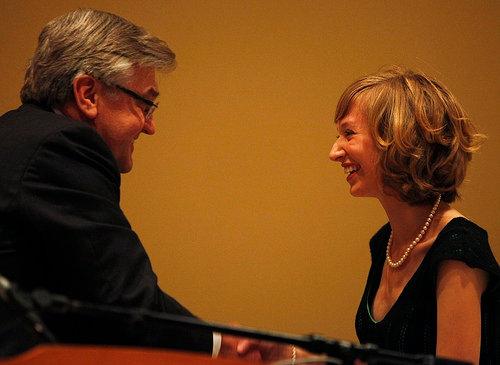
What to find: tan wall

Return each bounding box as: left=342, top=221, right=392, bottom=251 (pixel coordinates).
left=1, top=0, right=498, bottom=343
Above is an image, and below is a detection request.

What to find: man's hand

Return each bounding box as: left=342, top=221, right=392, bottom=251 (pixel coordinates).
left=219, top=334, right=263, bottom=361
left=236, top=338, right=326, bottom=363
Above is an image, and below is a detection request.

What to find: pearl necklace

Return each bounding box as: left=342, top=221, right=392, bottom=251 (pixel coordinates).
left=386, top=194, right=441, bottom=269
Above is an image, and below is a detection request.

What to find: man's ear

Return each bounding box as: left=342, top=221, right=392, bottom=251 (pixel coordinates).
left=72, top=75, right=99, bottom=120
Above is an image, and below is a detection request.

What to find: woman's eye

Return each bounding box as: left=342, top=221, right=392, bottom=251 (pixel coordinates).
left=344, top=129, right=355, bottom=137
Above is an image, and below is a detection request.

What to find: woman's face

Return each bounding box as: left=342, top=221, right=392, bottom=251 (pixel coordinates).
left=329, top=102, right=382, bottom=198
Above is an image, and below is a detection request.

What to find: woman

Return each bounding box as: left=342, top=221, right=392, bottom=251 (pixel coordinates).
left=328, top=66, right=499, bottom=365
left=237, top=67, right=498, bottom=364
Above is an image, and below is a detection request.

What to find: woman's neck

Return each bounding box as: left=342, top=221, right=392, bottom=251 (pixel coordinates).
left=379, top=195, right=444, bottom=249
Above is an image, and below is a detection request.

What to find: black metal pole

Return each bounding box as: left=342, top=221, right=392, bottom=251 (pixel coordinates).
left=30, top=288, right=469, bottom=365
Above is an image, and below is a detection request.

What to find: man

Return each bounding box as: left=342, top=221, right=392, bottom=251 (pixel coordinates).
left=0, top=8, right=220, bottom=355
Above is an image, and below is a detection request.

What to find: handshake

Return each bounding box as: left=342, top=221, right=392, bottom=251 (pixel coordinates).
left=219, top=334, right=329, bottom=364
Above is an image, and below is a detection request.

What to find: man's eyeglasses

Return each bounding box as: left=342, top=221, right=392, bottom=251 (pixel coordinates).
left=113, top=84, right=158, bottom=121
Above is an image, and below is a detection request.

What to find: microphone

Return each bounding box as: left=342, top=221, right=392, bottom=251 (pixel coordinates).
left=0, top=274, right=55, bottom=342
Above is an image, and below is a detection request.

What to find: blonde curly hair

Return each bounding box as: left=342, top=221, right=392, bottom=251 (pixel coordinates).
left=334, top=66, right=485, bottom=204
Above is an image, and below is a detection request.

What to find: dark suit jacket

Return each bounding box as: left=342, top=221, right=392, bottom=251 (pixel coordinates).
left=0, top=104, right=212, bottom=353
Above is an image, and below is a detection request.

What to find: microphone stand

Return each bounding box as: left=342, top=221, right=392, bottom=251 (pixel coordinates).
left=29, top=288, right=470, bottom=365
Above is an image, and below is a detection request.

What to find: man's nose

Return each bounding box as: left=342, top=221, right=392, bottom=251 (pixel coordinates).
left=143, top=118, right=156, bottom=135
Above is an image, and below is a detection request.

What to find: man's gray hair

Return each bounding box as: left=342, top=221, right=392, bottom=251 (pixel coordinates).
left=21, top=8, right=176, bottom=108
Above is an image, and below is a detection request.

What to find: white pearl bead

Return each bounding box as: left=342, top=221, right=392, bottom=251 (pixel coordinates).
left=386, top=194, right=441, bottom=269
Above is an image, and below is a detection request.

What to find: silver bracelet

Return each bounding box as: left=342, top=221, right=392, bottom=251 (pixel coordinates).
left=291, top=345, right=296, bottom=365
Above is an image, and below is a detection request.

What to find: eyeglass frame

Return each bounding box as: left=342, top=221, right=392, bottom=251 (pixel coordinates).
left=112, top=84, right=158, bottom=121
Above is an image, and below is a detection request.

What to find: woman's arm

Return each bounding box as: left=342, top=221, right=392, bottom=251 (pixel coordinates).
left=436, top=260, right=488, bottom=365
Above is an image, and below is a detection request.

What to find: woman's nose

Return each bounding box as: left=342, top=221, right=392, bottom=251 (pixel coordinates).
left=329, top=140, right=345, bottom=162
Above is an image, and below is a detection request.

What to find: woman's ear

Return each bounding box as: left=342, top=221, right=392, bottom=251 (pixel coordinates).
left=72, top=75, right=99, bottom=120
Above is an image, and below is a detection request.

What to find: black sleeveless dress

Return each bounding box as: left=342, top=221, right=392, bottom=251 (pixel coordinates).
left=355, top=217, right=499, bottom=364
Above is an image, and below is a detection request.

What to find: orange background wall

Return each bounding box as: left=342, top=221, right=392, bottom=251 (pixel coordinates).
left=1, top=0, right=498, bottom=343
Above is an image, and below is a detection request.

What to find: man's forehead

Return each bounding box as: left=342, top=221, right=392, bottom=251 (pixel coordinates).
left=127, top=66, right=159, bottom=97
